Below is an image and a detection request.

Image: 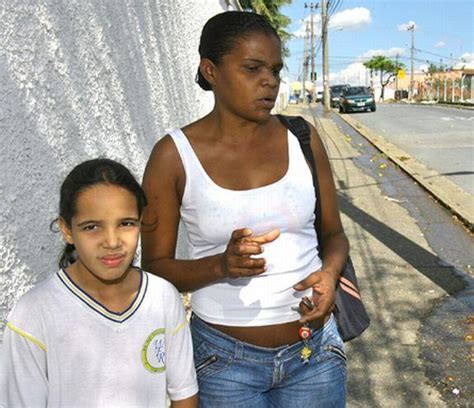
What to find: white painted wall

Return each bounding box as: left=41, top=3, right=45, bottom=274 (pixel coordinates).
left=0, top=0, right=232, bottom=340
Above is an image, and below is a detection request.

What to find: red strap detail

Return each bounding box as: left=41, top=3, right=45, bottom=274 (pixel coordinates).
left=338, top=276, right=359, bottom=293
left=339, top=281, right=362, bottom=300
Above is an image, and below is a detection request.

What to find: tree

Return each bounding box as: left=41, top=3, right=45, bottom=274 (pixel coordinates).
left=239, top=0, right=292, bottom=55
left=363, top=56, right=405, bottom=100
left=427, top=63, right=444, bottom=75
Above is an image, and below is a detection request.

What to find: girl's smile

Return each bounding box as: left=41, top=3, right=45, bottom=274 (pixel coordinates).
left=99, top=253, right=126, bottom=268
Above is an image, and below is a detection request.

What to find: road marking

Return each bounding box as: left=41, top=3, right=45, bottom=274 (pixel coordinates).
left=440, top=116, right=474, bottom=121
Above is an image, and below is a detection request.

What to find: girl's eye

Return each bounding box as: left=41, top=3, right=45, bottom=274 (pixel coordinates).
left=83, top=224, right=98, bottom=231
left=246, top=66, right=259, bottom=72
left=272, top=69, right=281, bottom=78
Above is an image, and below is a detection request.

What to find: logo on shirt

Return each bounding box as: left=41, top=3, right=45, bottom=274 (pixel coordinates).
left=141, top=328, right=166, bottom=373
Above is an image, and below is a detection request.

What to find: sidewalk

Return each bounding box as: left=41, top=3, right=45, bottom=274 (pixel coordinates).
left=283, top=104, right=468, bottom=407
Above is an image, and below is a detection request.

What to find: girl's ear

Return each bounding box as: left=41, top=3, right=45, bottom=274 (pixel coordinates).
left=199, top=58, right=217, bottom=87
left=58, top=217, right=74, bottom=245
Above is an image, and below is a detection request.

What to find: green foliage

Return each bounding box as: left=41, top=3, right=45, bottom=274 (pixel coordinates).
left=363, top=56, right=404, bottom=79
left=427, top=63, right=445, bottom=74
left=240, top=0, right=293, bottom=56
left=363, top=55, right=406, bottom=99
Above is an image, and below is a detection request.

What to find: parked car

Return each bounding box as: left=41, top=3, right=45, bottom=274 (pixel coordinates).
left=315, top=90, right=323, bottom=102
left=328, top=84, right=349, bottom=108
left=339, top=86, right=376, bottom=113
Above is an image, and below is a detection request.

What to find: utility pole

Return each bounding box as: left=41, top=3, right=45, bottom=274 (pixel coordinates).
left=302, top=21, right=310, bottom=103
left=321, top=0, right=330, bottom=111
left=408, top=23, right=415, bottom=101
left=395, top=53, right=399, bottom=98
left=305, top=3, right=319, bottom=102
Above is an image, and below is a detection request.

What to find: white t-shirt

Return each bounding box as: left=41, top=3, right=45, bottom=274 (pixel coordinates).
left=1, top=269, right=198, bottom=407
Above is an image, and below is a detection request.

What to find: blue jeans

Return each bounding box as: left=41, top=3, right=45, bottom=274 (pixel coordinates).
left=191, top=314, right=347, bottom=407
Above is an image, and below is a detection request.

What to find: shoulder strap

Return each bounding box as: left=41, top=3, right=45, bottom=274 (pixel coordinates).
left=277, top=115, right=323, bottom=246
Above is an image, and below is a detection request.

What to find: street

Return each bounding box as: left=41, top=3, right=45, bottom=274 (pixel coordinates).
left=340, top=103, right=474, bottom=196
left=285, top=103, right=473, bottom=407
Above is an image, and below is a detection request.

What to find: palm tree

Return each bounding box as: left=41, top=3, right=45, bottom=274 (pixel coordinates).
left=239, top=0, right=292, bottom=56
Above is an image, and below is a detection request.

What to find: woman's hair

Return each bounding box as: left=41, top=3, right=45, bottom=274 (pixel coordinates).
left=196, top=11, right=280, bottom=91
left=57, top=158, right=147, bottom=268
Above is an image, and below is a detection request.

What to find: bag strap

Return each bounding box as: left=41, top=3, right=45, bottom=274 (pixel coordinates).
left=277, top=114, right=323, bottom=248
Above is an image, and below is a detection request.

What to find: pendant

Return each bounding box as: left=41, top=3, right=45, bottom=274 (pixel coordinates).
left=298, top=322, right=313, bottom=364
left=298, top=325, right=312, bottom=340
left=300, top=344, right=312, bottom=364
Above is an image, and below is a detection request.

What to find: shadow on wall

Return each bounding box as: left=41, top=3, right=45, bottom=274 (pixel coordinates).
left=0, top=0, right=225, bottom=336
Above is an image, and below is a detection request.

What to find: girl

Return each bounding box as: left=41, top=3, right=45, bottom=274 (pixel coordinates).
left=1, top=158, right=198, bottom=407
left=142, top=11, right=349, bottom=408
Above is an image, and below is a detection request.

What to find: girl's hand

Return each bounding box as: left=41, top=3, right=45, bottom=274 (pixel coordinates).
left=219, top=228, right=280, bottom=279
left=293, top=269, right=338, bottom=323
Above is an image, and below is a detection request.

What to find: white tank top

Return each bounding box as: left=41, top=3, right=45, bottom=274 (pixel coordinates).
left=169, top=127, right=322, bottom=326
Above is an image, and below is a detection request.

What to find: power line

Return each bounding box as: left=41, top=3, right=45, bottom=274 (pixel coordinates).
left=414, top=48, right=465, bottom=61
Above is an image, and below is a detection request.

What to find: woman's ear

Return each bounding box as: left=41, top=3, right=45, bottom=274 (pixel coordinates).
left=58, top=217, right=74, bottom=245
left=199, top=58, right=217, bottom=87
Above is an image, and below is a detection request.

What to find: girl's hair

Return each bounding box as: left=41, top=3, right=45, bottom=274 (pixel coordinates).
left=196, top=11, right=280, bottom=91
left=57, top=158, right=147, bottom=268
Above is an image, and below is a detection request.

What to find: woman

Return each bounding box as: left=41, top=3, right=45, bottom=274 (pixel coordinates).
left=142, top=11, right=349, bottom=407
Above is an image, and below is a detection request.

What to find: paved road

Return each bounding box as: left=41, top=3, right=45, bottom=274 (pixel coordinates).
left=343, top=103, right=474, bottom=196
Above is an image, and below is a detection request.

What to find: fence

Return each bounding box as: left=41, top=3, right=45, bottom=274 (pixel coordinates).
left=416, top=75, right=473, bottom=103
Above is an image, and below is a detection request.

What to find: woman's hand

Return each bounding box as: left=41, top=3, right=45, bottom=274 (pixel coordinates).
left=219, top=228, right=280, bottom=279
left=293, top=269, right=338, bottom=323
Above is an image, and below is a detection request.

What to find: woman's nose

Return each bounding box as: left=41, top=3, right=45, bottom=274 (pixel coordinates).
left=262, top=68, right=279, bottom=88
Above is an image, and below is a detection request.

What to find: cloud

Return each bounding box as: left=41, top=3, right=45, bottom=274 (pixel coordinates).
left=419, top=64, right=429, bottom=72
left=360, top=47, right=405, bottom=60
left=293, top=14, right=322, bottom=38
left=329, top=7, right=371, bottom=31
left=329, top=62, right=368, bottom=86
left=460, top=52, right=474, bottom=62
left=398, top=20, right=416, bottom=31
left=435, top=41, right=446, bottom=48
left=292, top=7, right=371, bottom=38
left=455, top=52, right=474, bottom=69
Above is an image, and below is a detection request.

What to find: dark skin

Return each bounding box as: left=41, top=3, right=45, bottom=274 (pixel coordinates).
left=142, top=32, right=349, bottom=347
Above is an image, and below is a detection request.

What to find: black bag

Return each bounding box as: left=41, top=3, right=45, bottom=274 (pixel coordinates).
left=277, top=114, right=370, bottom=342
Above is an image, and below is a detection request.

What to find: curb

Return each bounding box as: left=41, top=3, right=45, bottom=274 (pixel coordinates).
left=335, top=111, right=474, bottom=231
left=394, top=101, right=474, bottom=111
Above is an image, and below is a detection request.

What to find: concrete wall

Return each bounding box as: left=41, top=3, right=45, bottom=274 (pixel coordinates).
left=0, top=0, right=231, bottom=339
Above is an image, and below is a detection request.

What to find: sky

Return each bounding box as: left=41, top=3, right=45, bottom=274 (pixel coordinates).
left=280, top=0, right=474, bottom=88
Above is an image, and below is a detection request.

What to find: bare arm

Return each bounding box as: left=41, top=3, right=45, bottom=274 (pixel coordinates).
left=294, top=122, right=350, bottom=321
left=141, top=136, right=279, bottom=292
left=170, top=394, right=198, bottom=408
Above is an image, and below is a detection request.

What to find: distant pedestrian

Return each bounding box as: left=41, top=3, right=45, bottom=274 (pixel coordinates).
left=1, top=159, right=198, bottom=407
left=142, top=11, right=349, bottom=408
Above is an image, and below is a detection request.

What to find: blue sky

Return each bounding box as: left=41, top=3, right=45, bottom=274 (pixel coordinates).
left=281, top=0, right=474, bottom=87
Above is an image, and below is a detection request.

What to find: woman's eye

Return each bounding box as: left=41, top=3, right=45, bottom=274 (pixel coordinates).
left=272, top=69, right=281, bottom=77
left=121, top=221, right=137, bottom=228
left=246, top=66, right=259, bottom=72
